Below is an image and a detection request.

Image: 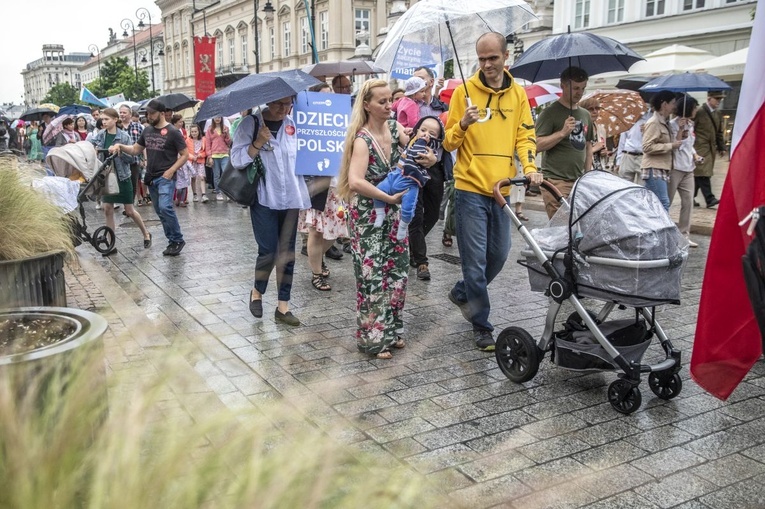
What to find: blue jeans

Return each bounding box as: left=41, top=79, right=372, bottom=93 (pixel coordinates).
left=212, top=156, right=229, bottom=193
left=374, top=170, right=420, bottom=224
left=249, top=200, right=299, bottom=301
left=643, top=168, right=670, bottom=211
left=452, top=189, right=511, bottom=332
left=148, top=176, right=184, bottom=244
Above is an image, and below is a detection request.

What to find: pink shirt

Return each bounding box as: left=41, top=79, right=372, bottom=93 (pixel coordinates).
left=205, top=127, right=231, bottom=155
left=392, top=97, right=421, bottom=129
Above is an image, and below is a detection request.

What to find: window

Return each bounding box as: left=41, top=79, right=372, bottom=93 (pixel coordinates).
left=241, top=35, right=248, bottom=65
left=574, top=0, right=590, bottom=29
left=229, top=37, right=235, bottom=65
left=174, top=16, right=180, bottom=38
left=319, top=11, right=328, bottom=51
left=354, top=9, right=370, bottom=46
left=184, top=46, right=190, bottom=75
left=176, top=53, right=181, bottom=77
left=683, top=0, right=705, bottom=9
left=645, top=0, right=665, bottom=17
left=607, top=0, right=624, bottom=23
left=283, top=21, right=291, bottom=57
left=300, top=16, right=309, bottom=55
left=269, top=27, right=275, bottom=59
left=167, top=51, right=173, bottom=78
left=216, top=39, right=223, bottom=68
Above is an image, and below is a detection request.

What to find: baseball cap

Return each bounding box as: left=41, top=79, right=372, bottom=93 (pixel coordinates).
left=404, top=76, right=427, bottom=97
left=145, top=99, right=167, bottom=113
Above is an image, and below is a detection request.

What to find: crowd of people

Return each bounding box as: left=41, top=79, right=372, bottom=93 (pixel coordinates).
left=19, top=30, right=727, bottom=358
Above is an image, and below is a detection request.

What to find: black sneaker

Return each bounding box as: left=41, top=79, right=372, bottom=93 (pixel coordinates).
left=417, top=264, right=431, bottom=281
left=163, top=240, right=186, bottom=256
left=342, top=242, right=352, bottom=254
left=325, top=245, right=344, bottom=260
left=301, top=245, right=308, bottom=256
left=706, top=198, right=720, bottom=208
left=474, top=329, right=495, bottom=351
left=448, top=290, right=472, bottom=323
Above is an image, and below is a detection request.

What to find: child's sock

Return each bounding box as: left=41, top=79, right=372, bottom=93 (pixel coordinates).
left=373, top=207, right=385, bottom=227
left=397, top=220, right=410, bottom=241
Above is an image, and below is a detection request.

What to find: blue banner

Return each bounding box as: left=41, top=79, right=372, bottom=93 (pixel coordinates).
left=293, top=91, right=351, bottom=177
left=79, top=87, right=108, bottom=108
left=390, top=41, right=439, bottom=79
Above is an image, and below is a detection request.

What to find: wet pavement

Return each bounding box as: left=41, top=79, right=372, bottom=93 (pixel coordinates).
left=67, top=162, right=765, bottom=508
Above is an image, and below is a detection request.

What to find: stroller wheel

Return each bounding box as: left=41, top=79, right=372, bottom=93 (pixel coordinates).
left=92, top=226, right=116, bottom=254
left=495, top=327, right=540, bottom=383
left=648, top=372, right=682, bottom=400
left=608, top=379, right=642, bottom=414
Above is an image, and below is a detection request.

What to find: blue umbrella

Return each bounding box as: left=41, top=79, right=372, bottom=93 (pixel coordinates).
left=195, top=70, right=321, bottom=121
left=58, top=105, right=93, bottom=117
left=510, top=31, right=644, bottom=83
left=639, top=72, right=732, bottom=92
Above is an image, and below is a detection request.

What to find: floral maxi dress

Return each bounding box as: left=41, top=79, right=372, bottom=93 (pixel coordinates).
left=349, top=121, right=409, bottom=355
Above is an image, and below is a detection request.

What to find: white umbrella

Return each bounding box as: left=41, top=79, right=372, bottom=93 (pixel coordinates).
left=374, top=0, right=536, bottom=122
left=302, top=60, right=385, bottom=78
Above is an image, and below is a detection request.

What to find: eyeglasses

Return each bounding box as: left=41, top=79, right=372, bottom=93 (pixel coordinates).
left=271, top=101, right=293, bottom=108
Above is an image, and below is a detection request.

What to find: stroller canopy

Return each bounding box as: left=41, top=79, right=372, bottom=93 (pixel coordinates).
left=45, top=141, right=100, bottom=181
left=528, top=171, right=688, bottom=306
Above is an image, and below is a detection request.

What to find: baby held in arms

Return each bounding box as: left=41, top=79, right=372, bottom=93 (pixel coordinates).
left=373, top=116, right=443, bottom=240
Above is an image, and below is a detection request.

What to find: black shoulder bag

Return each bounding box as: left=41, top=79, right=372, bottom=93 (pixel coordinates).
left=218, top=114, right=266, bottom=206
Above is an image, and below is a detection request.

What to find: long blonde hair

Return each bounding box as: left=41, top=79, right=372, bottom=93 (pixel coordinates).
left=336, top=79, right=390, bottom=202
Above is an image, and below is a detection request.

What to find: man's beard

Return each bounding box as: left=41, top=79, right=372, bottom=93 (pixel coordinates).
left=149, top=116, right=161, bottom=127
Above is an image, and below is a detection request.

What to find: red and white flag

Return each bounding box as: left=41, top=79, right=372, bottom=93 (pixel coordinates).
left=691, top=0, right=765, bottom=400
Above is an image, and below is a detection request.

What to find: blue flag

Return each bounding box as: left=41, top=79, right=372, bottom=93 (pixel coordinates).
left=79, top=87, right=108, bottom=108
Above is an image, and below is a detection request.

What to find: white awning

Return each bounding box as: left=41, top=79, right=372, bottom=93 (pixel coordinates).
left=686, top=47, right=748, bottom=80
left=626, top=44, right=713, bottom=76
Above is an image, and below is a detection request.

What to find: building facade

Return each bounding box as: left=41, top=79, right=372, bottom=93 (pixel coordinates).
left=22, top=45, right=91, bottom=108
left=157, top=0, right=406, bottom=97
left=81, top=24, right=167, bottom=97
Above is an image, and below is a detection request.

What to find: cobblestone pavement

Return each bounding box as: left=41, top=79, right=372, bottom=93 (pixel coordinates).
left=68, top=181, right=765, bottom=509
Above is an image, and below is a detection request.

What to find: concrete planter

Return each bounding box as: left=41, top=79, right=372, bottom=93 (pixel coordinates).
left=0, top=251, right=68, bottom=309
left=0, top=307, right=108, bottom=404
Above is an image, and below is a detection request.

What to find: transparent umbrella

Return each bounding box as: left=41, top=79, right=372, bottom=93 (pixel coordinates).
left=374, top=0, right=536, bottom=121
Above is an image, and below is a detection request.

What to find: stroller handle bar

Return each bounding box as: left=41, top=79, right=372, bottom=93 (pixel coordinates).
left=492, top=178, right=564, bottom=209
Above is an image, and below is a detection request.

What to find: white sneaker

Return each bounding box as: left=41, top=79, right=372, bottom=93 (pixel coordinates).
left=193, top=194, right=199, bottom=202
left=216, top=193, right=225, bottom=201
left=685, top=235, right=699, bottom=248
left=201, top=195, right=209, bottom=203
left=95, top=203, right=102, bottom=210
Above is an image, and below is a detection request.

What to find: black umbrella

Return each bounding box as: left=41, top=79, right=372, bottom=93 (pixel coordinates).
left=195, top=70, right=321, bottom=122
left=154, top=93, right=199, bottom=112
left=616, top=76, right=653, bottom=92
left=510, top=31, right=644, bottom=83
left=20, top=107, right=58, bottom=122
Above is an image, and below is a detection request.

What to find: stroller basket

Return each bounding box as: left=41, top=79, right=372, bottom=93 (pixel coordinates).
left=555, top=318, right=651, bottom=371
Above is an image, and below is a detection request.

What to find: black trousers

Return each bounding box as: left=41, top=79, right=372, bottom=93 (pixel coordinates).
left=130, top=162, right=140, bottom=201
left=694, top=176, right=716, bottom=204
left=409, top=167, right=445, bottom=267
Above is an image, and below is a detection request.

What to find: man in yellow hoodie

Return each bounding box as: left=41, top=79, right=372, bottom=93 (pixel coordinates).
left=444, top=32, right=542, bottom=351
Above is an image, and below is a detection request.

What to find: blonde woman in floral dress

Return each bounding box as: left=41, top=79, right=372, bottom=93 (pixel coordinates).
left=337, top=79, right=436, bottom=359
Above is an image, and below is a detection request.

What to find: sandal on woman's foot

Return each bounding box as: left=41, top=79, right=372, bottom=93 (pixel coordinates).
left=392, top=337, right=405, bottom=349
left=442, top=233, right=453, bottom=247
left=144, top=232, right=152, bottom=249
left=516, top=212, right=529, bottom=221
left=376, top=351, right=393, bottom=359
left=321, top=261, right=330, bottom=278
left=311, top=273, right=331, bottom=291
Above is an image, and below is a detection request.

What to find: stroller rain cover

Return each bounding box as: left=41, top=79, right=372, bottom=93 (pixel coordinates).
left=527, top=171, right=688, bottom=307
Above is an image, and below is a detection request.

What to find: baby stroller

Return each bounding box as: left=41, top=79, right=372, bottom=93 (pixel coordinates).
left=42, top=142, right=117, bottom=255
left=493, top=171, right=687, bottom=414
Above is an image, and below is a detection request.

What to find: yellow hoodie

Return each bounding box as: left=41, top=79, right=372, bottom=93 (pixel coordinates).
left=443, top=69, right=537, bottom=196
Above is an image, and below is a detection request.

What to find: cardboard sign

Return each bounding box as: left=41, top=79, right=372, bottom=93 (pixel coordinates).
left=293, top=91, right=351, bottom=176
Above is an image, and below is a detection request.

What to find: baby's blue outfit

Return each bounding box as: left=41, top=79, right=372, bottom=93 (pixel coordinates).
left=375, top=137, right=439, bottom=226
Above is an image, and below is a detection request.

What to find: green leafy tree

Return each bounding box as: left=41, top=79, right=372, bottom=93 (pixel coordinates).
left=87, top=56, right=151, bottom=101
left=41, top=83, right=79, bottom=106
left=444, top=60, right=454, bottom=79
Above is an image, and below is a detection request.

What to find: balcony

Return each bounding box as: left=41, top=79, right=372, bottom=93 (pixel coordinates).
left=215, top=63, right=250, bottom=88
